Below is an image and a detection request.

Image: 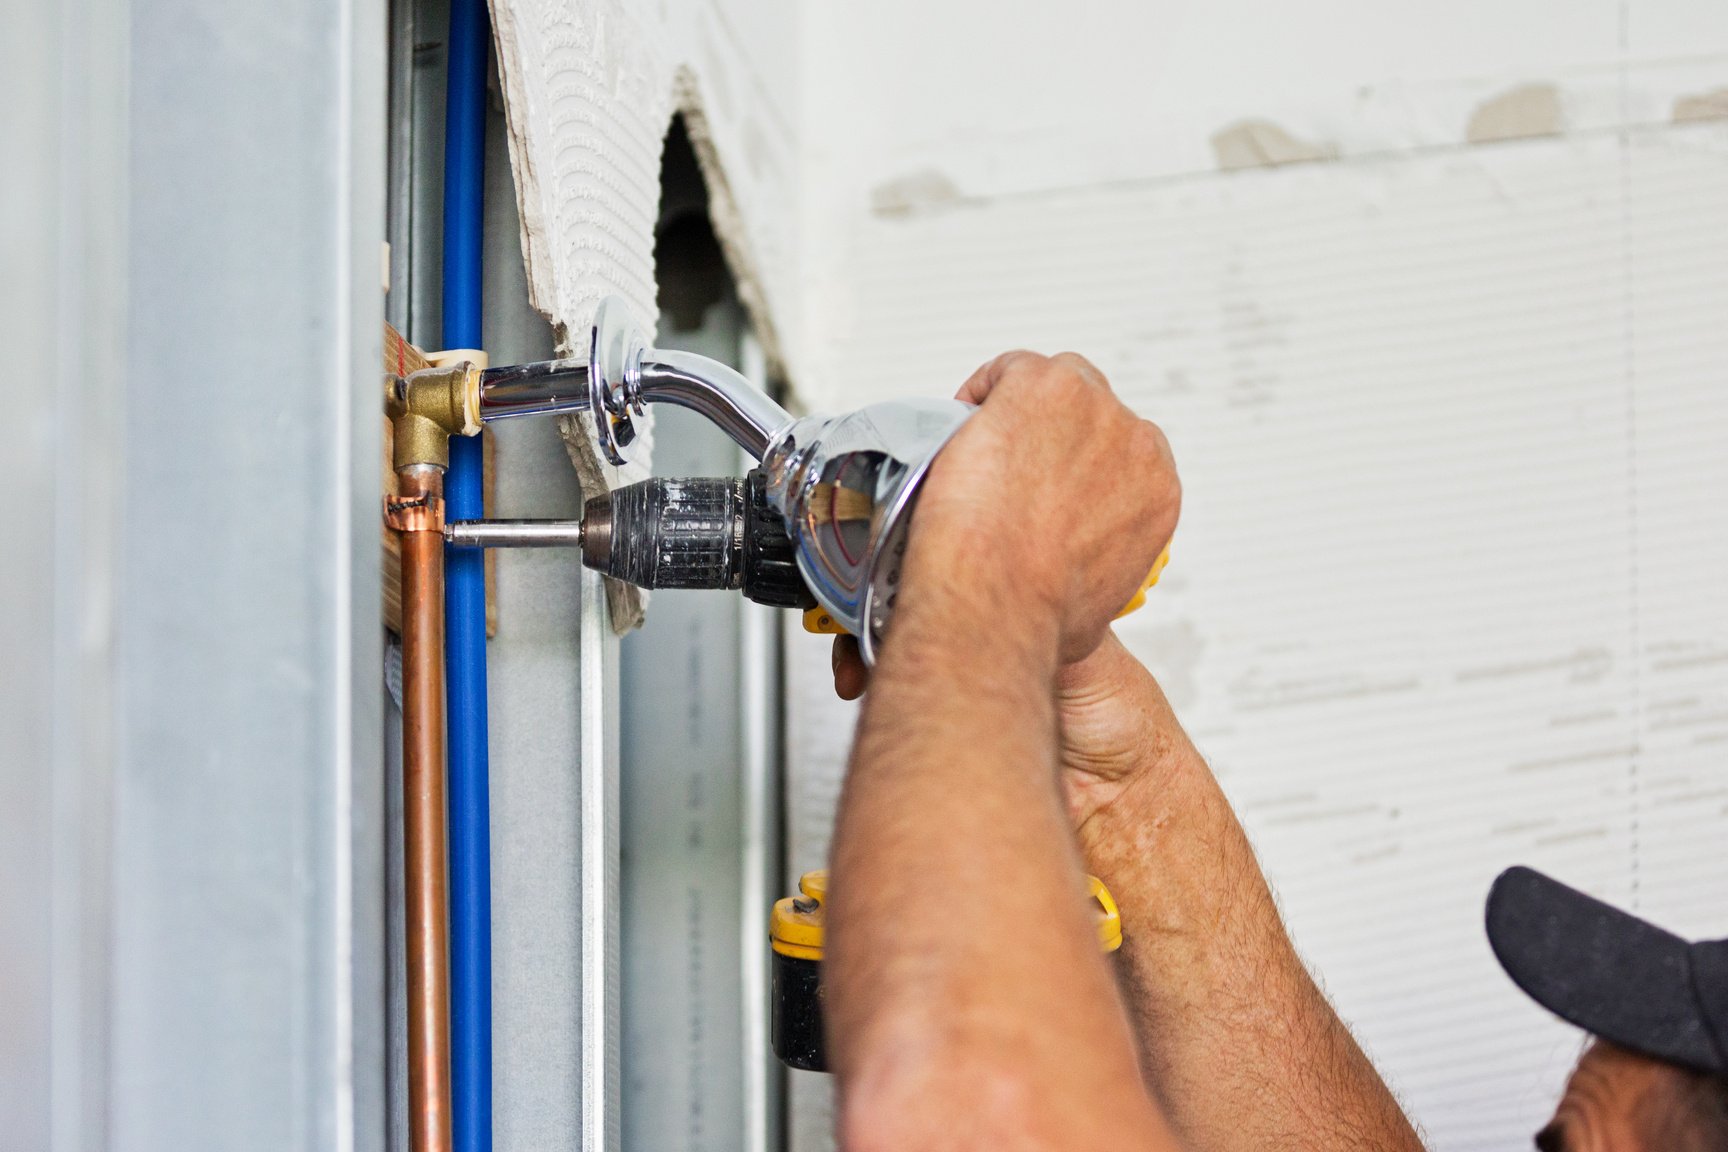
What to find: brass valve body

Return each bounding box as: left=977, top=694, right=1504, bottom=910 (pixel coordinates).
left=387, top=362, right=482, bottom=469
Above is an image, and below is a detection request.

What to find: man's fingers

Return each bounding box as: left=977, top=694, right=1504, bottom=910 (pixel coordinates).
left=832, top=635, right=870, bottom=701
left=955, top=349, right=1042, bottom=404
left=1049, top=351, right=1111, bottom=392
left=956, top=350, right=1115, bottom=405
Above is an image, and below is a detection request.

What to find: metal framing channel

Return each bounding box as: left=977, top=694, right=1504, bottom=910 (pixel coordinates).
left=617, top=301, right=784, bottom=1152
left=117, top=0, right=387, bottom=1145
left=581, top=570, right=623, bottom=1152
left=619, top=115, right=785, bottom=1152
left=385, top=0, right=416, bottom=334
left=7, top=0, right=127, bottom=1144
left=738, top=332, right=786, bottom=1152
left=385, top=1, right=427, bottom=1145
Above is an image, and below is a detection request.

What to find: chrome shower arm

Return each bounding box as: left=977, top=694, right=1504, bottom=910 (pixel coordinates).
left=474, top=297, right=792, bottom=463
left=636, top=351, right=790, bottom=461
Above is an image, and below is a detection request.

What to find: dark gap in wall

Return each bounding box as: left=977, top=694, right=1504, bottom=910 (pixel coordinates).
left=656, top=115, right=736, bottom=333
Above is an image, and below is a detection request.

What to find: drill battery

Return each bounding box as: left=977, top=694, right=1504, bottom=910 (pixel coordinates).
left=768, top=870, right=1125, bottom=1073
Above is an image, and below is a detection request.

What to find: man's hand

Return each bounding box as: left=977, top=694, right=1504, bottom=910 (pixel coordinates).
left=831, top=457, right=1425, bottom=1152
left=912, top=351, right=1179, bottom=664
left=831, top=348, right=1177, bottom=694
left=832, top=350, right=1184, bottom=838
left=822, top=350, right=1184, bottom=1152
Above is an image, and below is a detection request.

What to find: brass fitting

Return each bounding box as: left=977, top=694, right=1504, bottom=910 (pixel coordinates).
left=386, top=362, right=483, bottom=469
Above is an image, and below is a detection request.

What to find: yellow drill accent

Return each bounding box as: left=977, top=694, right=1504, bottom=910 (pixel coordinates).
left=769, top=869, right=1123, bottom=960
left=1113, top=542, right=1172, bottom=620
left=802, top=542, right=1172, bottom=636
left=770, top=871, right=829, bottom=961
left=802, top=607, right=849, bottom=636
left=1089, top=874, right=1124, bottom=953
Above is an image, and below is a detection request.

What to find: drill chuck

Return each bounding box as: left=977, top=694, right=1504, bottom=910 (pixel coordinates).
left=581, top=470, right=815, bottom=609
left=583, top=476, right=742, bottom=590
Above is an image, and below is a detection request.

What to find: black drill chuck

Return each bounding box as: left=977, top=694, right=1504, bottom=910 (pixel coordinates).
left=580, top=469, right=816, bottom=610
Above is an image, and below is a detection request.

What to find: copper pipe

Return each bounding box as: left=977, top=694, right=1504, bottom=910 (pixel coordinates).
left=392, top=465, right=454, bottom=1152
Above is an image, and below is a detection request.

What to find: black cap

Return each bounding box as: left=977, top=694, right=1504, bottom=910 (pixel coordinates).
left=1486, top=866, right=1728, bottom=1075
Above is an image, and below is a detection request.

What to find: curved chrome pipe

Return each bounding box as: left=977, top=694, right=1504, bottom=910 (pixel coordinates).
left=636, top=352, right=790, bottom=461
left=476, top=346, right=792, bottom=461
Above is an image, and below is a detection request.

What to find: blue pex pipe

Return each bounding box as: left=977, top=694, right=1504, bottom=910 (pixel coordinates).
left=442, top=0, right=492, bottom=1149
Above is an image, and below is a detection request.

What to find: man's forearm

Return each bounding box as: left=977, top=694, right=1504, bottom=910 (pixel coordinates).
left=824, top=548, right=1175, bottom=1151
left=1077, top=671, right=1425, bottom=1152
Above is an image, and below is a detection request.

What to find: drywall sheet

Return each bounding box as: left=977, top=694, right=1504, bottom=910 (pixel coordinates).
left=785, top=123, right=1728, bottom=1149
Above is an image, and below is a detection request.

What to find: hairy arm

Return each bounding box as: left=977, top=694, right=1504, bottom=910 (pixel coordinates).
left=1061, top=635, right=1426, bottom=1152
left=823, top=354, right=1182, bottom=1152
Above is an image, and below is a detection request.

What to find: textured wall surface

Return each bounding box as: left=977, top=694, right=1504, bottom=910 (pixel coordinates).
left=492, top=0, right=801, bottom=354
left=490, top=0, right=802, bottom=461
